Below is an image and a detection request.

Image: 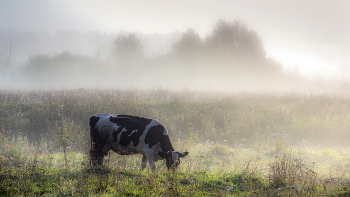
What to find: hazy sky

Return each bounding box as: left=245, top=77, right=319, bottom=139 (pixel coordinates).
left=1, top=0, right=350, bottom=78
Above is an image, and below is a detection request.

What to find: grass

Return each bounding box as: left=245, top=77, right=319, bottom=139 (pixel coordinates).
left=1, top=140, right=350, bottom=196
left=1, top=88, right=350, bottom=196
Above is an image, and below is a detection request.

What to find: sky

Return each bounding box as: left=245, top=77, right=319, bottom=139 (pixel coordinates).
left=1, top=0, right=350, bottom=78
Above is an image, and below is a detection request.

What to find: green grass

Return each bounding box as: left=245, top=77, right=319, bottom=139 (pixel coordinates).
left=1, top=144, right=350, bottom=196
left=1, top=88, right=350, bottom=196
left=0, top=164, right=263, bottom=196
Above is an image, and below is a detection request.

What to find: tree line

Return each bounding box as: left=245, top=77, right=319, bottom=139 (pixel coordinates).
left=113, top=19, right=282, bottom=73
left=0, top=19, right=306, bottom=90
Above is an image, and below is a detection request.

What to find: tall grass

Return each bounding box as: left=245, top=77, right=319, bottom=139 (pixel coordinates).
left=1, top=88, right=350, bottom=145
left=1, top=88, right=350, bottom=196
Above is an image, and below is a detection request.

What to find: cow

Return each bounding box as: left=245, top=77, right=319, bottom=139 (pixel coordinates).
left=89, top=113, right=188, bottom=171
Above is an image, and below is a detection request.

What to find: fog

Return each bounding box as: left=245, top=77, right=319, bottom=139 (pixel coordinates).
left=0, top=0, right=350, bottom=91
left=2, top=4, right=350, bottom=193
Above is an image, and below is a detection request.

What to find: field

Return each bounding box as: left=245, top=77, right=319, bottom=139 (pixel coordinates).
left=1, top=88, right=350, bottom=196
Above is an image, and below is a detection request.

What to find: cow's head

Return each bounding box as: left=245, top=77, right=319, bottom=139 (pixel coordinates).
left=158, top=151, right=189, bottom=170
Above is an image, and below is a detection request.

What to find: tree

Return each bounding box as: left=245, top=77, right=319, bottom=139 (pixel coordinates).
left=24, top=54, right=51, bottom=76
left=113, top=33, right=144, bottom=67
left=172, top=28, right=203, bottom=60
left=205, top=19, right=266, bottom=61
left=23, top=52, right=103, bottom=87
left=235, top=24, right=266, bottom=60
left=205, top=20, right=239, bottom=57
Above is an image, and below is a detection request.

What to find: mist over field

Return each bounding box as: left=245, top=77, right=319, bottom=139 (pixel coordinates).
left=1, top=0, right=350, bottom=92
left=1, top=22, right=350, bottom=93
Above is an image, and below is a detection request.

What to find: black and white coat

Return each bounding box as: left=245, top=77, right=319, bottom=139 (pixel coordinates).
left=89, top=113, right=188, bottom=170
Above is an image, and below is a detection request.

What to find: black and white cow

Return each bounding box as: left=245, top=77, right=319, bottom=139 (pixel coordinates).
left=89, top=113, right=188, bottom=170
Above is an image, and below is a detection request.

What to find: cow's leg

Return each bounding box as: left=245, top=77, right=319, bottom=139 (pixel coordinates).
left=141, top=155, right=148, bottom=170
left=91, top=148, right=104, bottom=165
left=90, top=143, right=106, bottom=165
left=91, top=141, right=110, bottom=166
left=97, top=144, right=111, bottom=165
left=90, top=128, right=105, bottom=165
left=97, top=155, right=104, bottom=165
left=90, top=142, right=103, bottom=165
left=146, top=153, right=156, bottom=171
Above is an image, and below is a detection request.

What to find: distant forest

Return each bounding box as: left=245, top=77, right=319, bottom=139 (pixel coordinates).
left=0, top=19, right=349, bottom=91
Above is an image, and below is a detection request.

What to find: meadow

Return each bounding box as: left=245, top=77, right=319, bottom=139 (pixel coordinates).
left=0, top=88, right=350, bottom=196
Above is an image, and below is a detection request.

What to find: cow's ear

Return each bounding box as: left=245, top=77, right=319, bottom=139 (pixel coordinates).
left=178, top=151, right=189, bottom=158
left=158, top=152, right=167, bottom=159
